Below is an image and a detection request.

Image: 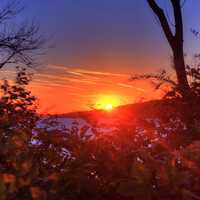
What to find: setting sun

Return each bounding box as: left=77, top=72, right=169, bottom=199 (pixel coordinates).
left=104, top=103, right=113, bottom=111
left=94, top=95, right=122, bottom=111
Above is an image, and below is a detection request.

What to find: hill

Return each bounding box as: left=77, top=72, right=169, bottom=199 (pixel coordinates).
left=36, top=99, right=198, bottom=140
left=50, top=98, right=196, bottom=124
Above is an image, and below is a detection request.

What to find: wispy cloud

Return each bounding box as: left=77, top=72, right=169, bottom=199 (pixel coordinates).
left=63, top=77, right=97, bottom=84
left=30, top=64, right=147, bottom=95
left=117, top=83, right=145, bottom=92
left=33, top=65, right=130, bottom=88
left=70, top=68, right=128, bottom=78
left=34, top=72, right=97, bottom=85
left=66, top=92, right=97, bottom=98
left=117, top=83, right=134, bottom=88
left=31, top=81, right=85, bottom=91
left=47, top=64, right=128, bottom=77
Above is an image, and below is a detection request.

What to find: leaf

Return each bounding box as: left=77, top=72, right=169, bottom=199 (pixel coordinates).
left=0, top=179, right=6, bottom=200
left=117, top=180, right=135, bottom=197
left=2, top=173, right=16, bottom=184
left=30, top=186, right=42, bottom=199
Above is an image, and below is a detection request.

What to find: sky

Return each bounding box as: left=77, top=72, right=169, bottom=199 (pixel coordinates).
left=1, top=0, right=200, bottom=113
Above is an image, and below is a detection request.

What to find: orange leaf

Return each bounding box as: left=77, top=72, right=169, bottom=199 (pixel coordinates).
left=2, top=173, right=16, bottom=184
left=30, top=186, right=41, bottom=199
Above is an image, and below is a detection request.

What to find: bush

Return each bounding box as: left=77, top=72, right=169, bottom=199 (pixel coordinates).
left=0, top=69, right=200, bottom=200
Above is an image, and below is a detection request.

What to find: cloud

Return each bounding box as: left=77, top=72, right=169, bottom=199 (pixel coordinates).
left=33, top=65, right=131, bottom=88
left=70, top=68, right=128, bottom=78
left=48, top=64, right=128, bottom=77
left=31, top=64, right=139, bottom=92
left=117, top=83, right=134, bottom=88
left=66, top=92, right=97, bottom=98
left=34, top=72, right=97, bottom=85
left=117, top=83, right=145, bottom=92
left=31, top=80, right=85, bottom=90
left=63, top=77, right=97, bottom=84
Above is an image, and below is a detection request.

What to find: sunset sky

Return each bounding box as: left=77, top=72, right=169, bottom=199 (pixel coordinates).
left=1, top=0, right=200, bottom=113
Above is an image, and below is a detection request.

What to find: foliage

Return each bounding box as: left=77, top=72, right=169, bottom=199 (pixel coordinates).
left=0, top=0, right=44, bottom=69
left=131, top=61, right=200, bottom=99
left=0, top=67, right=39, bottom=199
left=0, top=68, right=200, bottom=200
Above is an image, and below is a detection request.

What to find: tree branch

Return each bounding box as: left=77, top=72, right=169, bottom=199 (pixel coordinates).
left=0, top=0, right=22, bottom=24
left=0, top=23, right=44, bottom=69
left=147, top=0, right=175, bottom=48
left=170, top=0, right=183, bottom=43
left=131, top=71, right=177, bottom=87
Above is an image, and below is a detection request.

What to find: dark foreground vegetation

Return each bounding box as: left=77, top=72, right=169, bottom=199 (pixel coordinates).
left=0, top=68, right=199, bottom=200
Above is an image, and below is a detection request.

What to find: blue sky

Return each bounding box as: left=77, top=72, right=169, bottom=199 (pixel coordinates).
left=16, top=0, right=200, bottom=73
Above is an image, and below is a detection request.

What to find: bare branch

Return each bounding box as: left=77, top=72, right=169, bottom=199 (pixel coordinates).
left=131, top=70, right=177, bottom=87
left=0, top=22, right=44, bottom=69
left=170, top=0, right=183, bottom=43
left=0, top=1, right=45, bottom=70
left=0, top=0, right=23, bottom=24
left=147, top=0, right=191, bottom=97
left=147, top=0, right=175, bottom=48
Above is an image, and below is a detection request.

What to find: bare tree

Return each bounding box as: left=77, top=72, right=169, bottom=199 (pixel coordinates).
left=147, top=0, right=191, bottom=97
left=0, top=0, right=43, bottom=70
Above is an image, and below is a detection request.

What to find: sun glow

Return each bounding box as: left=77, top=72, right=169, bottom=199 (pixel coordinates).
left=105, top=103, right=113, bottom=111
left=95, top=95, right=121, bottom=111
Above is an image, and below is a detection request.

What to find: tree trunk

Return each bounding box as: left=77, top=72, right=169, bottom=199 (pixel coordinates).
left=147, top=0, right=191, bottom=98
left=173, top=43, right=191, bottom=97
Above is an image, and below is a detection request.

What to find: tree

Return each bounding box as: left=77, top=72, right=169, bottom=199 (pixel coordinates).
left=0, top=0, right=43, bottom=70
left=147, top=0, right=191, bottom=98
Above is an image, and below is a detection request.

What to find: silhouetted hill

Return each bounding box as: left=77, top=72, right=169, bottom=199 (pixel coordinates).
left=57, top=99, right=191, bottom=120
left=41, top=98, right=198, bottom=129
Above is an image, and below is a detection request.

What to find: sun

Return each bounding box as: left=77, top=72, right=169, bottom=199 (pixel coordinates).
left=95, top=95, right=121, bottom=111
left=104, top=103, right=113, bottom=111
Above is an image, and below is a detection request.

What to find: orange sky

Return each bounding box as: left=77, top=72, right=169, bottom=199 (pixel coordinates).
left=27, top=64, right=164, bottom=114
left=1, top=0, right=200, bottom=114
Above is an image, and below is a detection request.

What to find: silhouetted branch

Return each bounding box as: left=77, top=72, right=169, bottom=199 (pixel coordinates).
left=131, top=70, right=177, bottom=88
left=0, top=1, right=44, bottom=70
left=147, top=0, right=191, bottom=97
left=171, top=0, right=183, bottom=44
left=147, top=0, right=174, bottom=48
left=0, top=0, right=22, bottom=23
